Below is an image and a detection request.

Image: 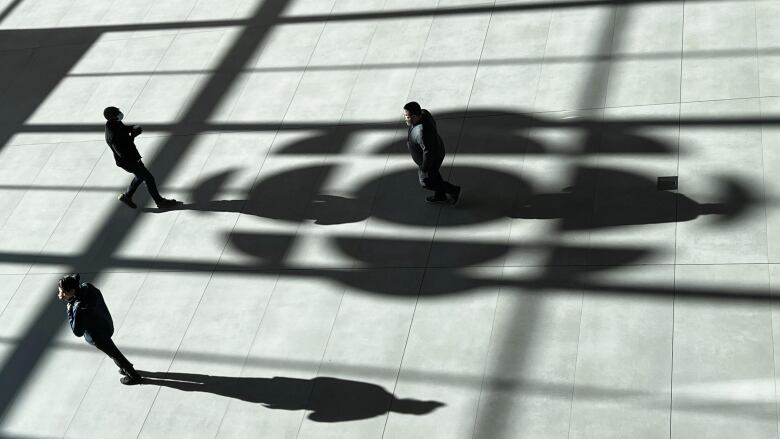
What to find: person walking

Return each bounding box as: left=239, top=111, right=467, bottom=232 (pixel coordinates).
left=57, top=274, right=142, bottom=385
left=103, top=106, right=179, bottom=209
left=402, top=101, right=461, bottom=204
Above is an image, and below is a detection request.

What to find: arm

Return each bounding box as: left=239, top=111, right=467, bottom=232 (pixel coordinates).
left=106, top=122, right=132, bottom=158
left=67, top=302, right=86, bottom=337
left=415, top=126, right=438, bottom=172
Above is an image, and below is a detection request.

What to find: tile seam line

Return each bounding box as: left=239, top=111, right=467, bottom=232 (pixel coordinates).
left=269, top=0, right=410, bottom=437
left=67, top=12, right=185, bottom=434
left=158, top=0, right=337, bottom=432
left=529, top=0, right=554, bottom=112
left=121, top=9, right=261, bottom=424
left=566, top=287, right=587, bottom=439
left=456, top=4, right=501, bottom=438
left=429, top=0, right=498, bottom=265
left=61, top=16, right=185, bottom=437
left=352, top=0, right=441, bottom=301
left=133, top=99, right=236, bottom=439
left=468, top=265, right=504, bottom=439
left=17, top=86, right=780, bottom=142
left=380, top=1, right=447, bottom=435
left=61, top=269, right=155, bottom=438
left=13, top=260, right=780, bottom=274
left=754, top=0, right=779, bottom=435
left=291, top=0, right=395, bottom=275
left=212, top=274, right=280, bottom=439
left=14, top=144, right=109, bottom=280
left=134, top=270, right=218, bottom=439
left=204, top=0, right=345, bottom=435
left=21, top=261, right=780, bottom=276
left=43, top=150, right=120, bottom=438
left=206, top=9, right=322, bottom=432
left=671, top=0, right=684, bottom=433
left=0, top=141, right=60, bottom=238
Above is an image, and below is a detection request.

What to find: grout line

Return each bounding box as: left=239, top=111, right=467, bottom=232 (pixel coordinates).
left=212, top=274, right=280, bottom=438
left=292, top=287, right=347, bottom=439
left=62, top=269, right=154, bottom=438
left=670, top=0, right=684, bottom=434
left=753, top=0, right=779, bottom=437
left=17, top=260, right=780, bottom=278
left=566, top=287, right=586, bottom=439
left=10, top=89, right=780, bottom=149
left=379, top=272, right=425, bottom=439
left=468, top=264, right=504, bottom=439
left=135, top=271, right=217, bottom=439
left=381, top=4, right=448, bottom=436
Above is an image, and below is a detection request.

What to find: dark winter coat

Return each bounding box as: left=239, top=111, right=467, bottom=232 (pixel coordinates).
left=406, top=110, right=445, bottom=173
left=105, top=120, right=142, bottom=166
left=67, top=283, right=115, bottom=345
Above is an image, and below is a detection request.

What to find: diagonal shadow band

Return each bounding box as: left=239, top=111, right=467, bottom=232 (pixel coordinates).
left=0, top=0, right=292, bottom=423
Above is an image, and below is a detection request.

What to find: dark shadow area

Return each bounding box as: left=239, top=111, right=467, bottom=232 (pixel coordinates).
left=0, top=30, right=99, bottom=150
left=157, top=164, right=532, bottom=227
left=0, top=0, right=770, bottom=423
left=141, top=372, right=444, bottom=422
left=0, top=0, right=293, bottom=422
left=274, top=110, right=673, bottom=157
left=164, top=163, right=753, bottom=233
left=514, top=167, right=755, bottom=230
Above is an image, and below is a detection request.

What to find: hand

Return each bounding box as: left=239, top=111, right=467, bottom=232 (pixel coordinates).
left=131, top=125, right=143, bottom=136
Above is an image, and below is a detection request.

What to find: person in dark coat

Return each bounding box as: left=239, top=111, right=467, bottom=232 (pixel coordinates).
left=57, top=274, right=142, bottom=385
left=403, top=101, right=461, bottom=204
left=103, top=106, right=179, bottom=209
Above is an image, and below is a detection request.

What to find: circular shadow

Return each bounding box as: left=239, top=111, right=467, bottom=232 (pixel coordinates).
left=357, top=165, right=532, bottom=227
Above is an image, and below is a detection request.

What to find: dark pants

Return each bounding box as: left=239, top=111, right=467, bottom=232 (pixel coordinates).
left=93, top=337, right=134, bottom=371
left=418, top=167, right=458, bottom=199
left=120, top=160, right=162, bottom=203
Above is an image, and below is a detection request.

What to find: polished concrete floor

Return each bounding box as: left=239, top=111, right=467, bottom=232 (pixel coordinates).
left=1, top=0, right=779, bottom=437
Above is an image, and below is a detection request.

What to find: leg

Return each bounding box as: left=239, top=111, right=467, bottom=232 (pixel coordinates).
left=121, top=161, right=161, bottom=203
left=124, top=174, right=143, bottom=198
left=93, top=337, right=134, bottom=371
left=419, top=167, right=461, bottom=204
left=131, top=161, right=164, bottom=203
left=419, top=168, right=447, bottom=199
left=94, top=338, right=142, bottom=384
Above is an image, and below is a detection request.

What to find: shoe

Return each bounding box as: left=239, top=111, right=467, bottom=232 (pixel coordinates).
left=119, top=368, right=127, bottom=376
left=426, top=195, right=450, bottom=204
left=155, top=198, right=181, bottom=209
left=448, top=186, right=461, bottom=206
left=120, top=370, right=142, bottom=385
left=118, top=193, right=137, bottom=209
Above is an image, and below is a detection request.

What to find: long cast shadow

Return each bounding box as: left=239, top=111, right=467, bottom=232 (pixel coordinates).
left=160, top=163, right=753, bottom=230
left=142, top=372, right=444, bottom=422
left=0, top=0, right=293, bottom=423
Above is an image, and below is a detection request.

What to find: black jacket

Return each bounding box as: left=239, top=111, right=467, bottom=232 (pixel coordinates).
left=67, top=283, right=115, bottom=345
left=406, top=110, right=445, bottom=172
left=105, top=120, right=142, bottom=166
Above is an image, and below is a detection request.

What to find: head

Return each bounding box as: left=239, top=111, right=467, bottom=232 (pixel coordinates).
left=402, top=101, right=423, bottom=126
left=103, top=106, right=123, bottom=121
left=57, top=274, right=80, bottom=302
left=391, top=398, right=445, bottom=415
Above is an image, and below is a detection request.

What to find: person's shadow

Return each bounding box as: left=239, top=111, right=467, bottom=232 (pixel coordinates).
left=141, top=372, right=445, bottom=422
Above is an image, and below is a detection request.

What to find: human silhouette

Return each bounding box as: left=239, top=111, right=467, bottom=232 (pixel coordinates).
left=141, top=373, right=444, bottom=422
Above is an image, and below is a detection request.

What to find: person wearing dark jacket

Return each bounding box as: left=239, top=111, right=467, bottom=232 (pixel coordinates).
left=103, top=106, right=179, bottom=209
left=402, top=101, right=461, bottom=204
left=57, top=274, right=142, bottom=385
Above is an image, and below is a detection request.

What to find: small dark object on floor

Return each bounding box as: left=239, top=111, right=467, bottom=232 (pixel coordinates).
left=657, top=176, right=678, bottom=191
